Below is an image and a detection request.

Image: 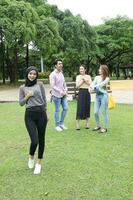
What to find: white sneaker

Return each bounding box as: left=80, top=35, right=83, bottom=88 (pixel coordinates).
left=34, top=163, right=42, bottom=174
left=28, top=158, right=34, bottom=169
left=55, top=126, right=63, bottom=132
left=60, top=125, right=68, bottom=130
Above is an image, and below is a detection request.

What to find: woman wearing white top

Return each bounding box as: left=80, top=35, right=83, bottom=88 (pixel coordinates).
left=76, top=64, right=92, bottom=130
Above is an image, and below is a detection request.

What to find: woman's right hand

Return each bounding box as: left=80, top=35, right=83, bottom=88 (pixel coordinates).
left=26, top=91, right=34, bottom=99
left=60, top=91, right=67, bottom=96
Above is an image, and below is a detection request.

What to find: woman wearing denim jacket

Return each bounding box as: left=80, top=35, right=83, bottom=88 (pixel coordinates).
left=90, top=65, right=110, bottom=133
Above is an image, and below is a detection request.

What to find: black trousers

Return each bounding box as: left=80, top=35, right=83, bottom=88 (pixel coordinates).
left=25, top=109, right=47, bottom=159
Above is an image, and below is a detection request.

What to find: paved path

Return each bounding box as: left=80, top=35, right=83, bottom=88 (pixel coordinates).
left=0, top=82, right=133, bottom=104
left=0, top=84, right=51, bottom=102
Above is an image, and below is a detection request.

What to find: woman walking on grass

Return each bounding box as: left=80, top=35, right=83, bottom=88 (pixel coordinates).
left=90, top=65, right=110, bottom=133
left=76, top=64, right=92, bottom=130
left=19, top=66, right=47, bottom=174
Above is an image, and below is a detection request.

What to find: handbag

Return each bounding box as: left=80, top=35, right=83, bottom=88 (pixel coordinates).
left=108, top=94, right=115, bottom=109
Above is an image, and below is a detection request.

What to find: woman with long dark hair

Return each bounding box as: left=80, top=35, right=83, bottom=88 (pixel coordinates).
left=76, top=64, right=92, bottom=130
left=19, top=66, right=47, bottom=174
left=91, top=65, right=110, bottom=133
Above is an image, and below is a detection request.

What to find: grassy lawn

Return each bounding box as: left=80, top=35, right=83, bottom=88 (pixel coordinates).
left=0, top=102, right=132, bottom=200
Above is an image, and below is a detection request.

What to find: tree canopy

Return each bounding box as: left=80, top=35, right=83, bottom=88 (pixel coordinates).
left=0, top=1, right=133, bottom=83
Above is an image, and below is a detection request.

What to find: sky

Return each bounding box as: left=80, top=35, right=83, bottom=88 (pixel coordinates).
left=48, top=0, right=133, bottom=25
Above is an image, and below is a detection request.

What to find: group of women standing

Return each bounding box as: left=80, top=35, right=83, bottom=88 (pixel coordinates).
left=76, top=64, right=110, bottom=133
left=19, top=64, right=110, bottom=175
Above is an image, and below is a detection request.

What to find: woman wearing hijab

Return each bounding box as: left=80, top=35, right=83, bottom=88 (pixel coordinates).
left=19, top=66, right=47, bottom=174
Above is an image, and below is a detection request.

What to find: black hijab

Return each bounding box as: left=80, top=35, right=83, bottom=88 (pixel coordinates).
left=25, top=66, right=38, bottom=87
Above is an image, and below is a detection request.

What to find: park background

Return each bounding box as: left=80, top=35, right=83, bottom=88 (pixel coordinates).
left=0, top=0, right=133, bottom=83
left=0, top=0, right=133, bottom=200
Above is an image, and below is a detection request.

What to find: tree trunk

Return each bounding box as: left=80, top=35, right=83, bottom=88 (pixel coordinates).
left=26, top=44, right=29, bottom=68
left=116, top=57, right=121, bottom=79
left=6, top=47, right=12, bottom=82
left=6, top=47, right=18, bottom=83
left=41, top=55, right=44, bottom=72
left=87, top=55, right=92, bottom=74
left=12, top=47, right=18, bottom=83
left=2, top=58, right=5, bottom=84
left=0, top=28, right=5, bottom=84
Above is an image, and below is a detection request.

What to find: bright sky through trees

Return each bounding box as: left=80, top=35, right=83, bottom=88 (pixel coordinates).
left=48, top=0, right=133, bottom=25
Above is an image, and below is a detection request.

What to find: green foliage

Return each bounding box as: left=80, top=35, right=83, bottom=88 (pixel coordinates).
left=50, top=6, right=98, bottom=75
left=0, top=0, right=39, bottom=83
left=38, top=71, right=50, bottom=79
left=34, top=16, right=63, bottom=58
left=95, top=16, right=133, bottom=64
left=0, top=0, right=133, bottom=82
left=0, top=0, right=38, bottom=47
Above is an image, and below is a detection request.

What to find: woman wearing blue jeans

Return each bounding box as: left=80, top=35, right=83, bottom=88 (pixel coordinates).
left=90, top=65, right=110, bottom=133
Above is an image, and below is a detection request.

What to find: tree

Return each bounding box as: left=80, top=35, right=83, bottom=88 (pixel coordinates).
left=0, top=0, right=38, bottom=83
left=0, top=26, right=6, bottom=83
left=34, top=16, right=63, bottom=71
left=95, top=16, right=133, bottom=78
left=51, top=6, right=97, bottom=75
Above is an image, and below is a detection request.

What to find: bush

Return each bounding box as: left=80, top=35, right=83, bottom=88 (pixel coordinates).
left=38, top=72, right=50, bottom=79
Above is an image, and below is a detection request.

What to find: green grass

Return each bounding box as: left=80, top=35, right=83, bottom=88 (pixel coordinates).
left=0, top=102, right=132, bottom=200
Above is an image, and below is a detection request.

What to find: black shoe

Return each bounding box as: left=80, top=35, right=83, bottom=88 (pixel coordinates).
left=85, top=127, right=90, bottom=129
left=92, top=127, right=101, bottom=131
left=76, top=128, right=80, bottom=130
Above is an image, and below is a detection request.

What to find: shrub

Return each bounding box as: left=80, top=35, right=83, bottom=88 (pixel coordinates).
left=38, top=72, right=50, bottom=79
